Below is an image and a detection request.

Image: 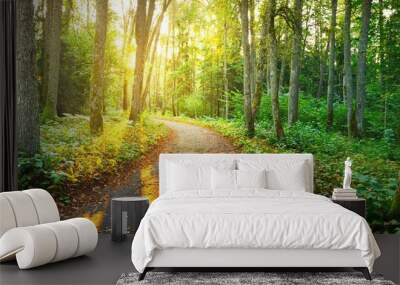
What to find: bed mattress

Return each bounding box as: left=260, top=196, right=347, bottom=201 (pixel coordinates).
left=131, top=190, right=380, bottom=273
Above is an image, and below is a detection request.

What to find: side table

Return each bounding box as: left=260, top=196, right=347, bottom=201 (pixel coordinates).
left=111, top=197, right=149, bottom=241
left=332, top=198, right=366, bottom=218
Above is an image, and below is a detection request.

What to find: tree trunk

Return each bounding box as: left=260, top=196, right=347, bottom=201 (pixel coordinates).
left=249, top=0, right=257, bottom=100
left=240, top=0, right=255, bottom=137
left=42, top=0, right=62, bottom=120
left=288, top=0, right=303, bottom=126
left=253, top=5, right=268, bottom=118
left=171, top=1, right=177, bottom=116
left=129, top=0, right=149, bottom=121
left=343, top=0, right=353, bottom=137
left=326, top=0, right=337, bottom=130
left=317, top=40, right=329, bottom=99
left=142, top=26, right=162, bottom=111
left=279, top=58, right=285, bottom=95
left=267, top=0, right=284, bottom=139
left=316, top=59, right=324, bottom=99
left=86, top=0, right=90, bottom=29
left=128, top=0, right=169, bottom=121
left=162, top=23, right=170, bottom=115
left=16, top=0, right=40, bottom=155
left=316, top=0, right=326, bottom=100
left=40, top=0, right=50, bottom=109
left=355, top=0, right=372, bottom=136
left=121, top=5, right=135, bottom=111
left=57, top=0, right=74, bottom=116
left=89, top=0, right=108, bottom=135
left=378, top=0, right=386, bottom=130
left=223, top=17, right=229, bottom=119
left=141, top=1, right=171, bottom=111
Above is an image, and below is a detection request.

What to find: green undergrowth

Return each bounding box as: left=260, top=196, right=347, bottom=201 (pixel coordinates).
left=18, top=112, right=169, bottom=202
left=162, top=114, right=400, bottom=234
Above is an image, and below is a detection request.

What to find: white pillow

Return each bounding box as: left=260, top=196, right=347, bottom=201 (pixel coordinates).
left=236, top=169, right=267, bottom=189
left=211, top=168, right=236, bottom=190
left=167, top=162, right=210, bottom=191
left=237, top=159, right=308, bottom=191
left=166, top=159, right=236, bottom=192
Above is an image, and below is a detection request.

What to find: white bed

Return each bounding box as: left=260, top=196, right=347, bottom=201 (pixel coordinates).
left=131, top=154, right=380, bottom=280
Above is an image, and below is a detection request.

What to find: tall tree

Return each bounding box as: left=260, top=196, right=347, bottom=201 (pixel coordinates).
left=288, top=0, right=303, bottom=126
left=315, top=0, right=326, bottom=99
left=343, top=0, right=353, bottom=137
left=121, top=1, right=135, bottom=111
left=249, top=0, right=257, bottom=98
left=86, top=0, right=91, bottom=29
left=142, top=25, right=162, bottom=109
left=267, top=0, right=284, bottom=139
left=326, top=0, right=337, bottom=129
left=129, top=0, right=150, bottom=121
left=42, top=0, right=62, bottom=119
left=223, top=13, right=229, bottom=119
left=378, top=0, right=386, bottom=129
left=171, top=0, right=177, bottom=116
left=141, top=0, right=171, bottom=109
left=253, top=3, right=268, bottom=118
left=278, top=0, right=289, bottom=96
left=129, top=0, right=171, bottom=121
left=239, top=0, right=255, bottom=137
left=16, top=0, right=40, bottom=155
left=162, top=24, right=170, bottom=115
left=40, top=0, right=49, bottom=108
left=355, top=0, right=372, bottom=136
left=89, top=0, right=108, bottom=135
left=57, top=0, right=74, bottom=115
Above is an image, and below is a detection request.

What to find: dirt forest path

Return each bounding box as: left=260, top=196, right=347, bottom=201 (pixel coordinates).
left=84, top=118, right=237, bottom=231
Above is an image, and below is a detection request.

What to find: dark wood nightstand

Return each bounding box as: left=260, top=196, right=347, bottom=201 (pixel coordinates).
left=111, top=197, right=149, bottom=241
left=332, top=198, right=366, bottom=218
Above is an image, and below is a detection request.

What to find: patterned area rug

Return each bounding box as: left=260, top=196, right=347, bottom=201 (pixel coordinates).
left=116, top=272, right=395, bottom=285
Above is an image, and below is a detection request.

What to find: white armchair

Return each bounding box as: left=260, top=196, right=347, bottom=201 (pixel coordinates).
left=0, top=189, right=98, bottom=269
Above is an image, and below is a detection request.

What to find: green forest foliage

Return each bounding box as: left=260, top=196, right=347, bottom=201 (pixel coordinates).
left=166, top=111, right=399, bottom=233
left=16, top=0, right=399, bottom=231
left=18, top=113, right=168, bottom=204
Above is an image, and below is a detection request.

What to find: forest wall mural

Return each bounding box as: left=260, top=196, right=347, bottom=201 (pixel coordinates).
left=16, top=0, right=399, bottom=233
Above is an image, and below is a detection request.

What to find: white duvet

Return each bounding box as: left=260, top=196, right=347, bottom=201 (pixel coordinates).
left=131, top=190, right=380, bottom=273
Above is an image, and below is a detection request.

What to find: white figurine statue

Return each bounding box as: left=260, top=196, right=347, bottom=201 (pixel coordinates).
left=343, top=157, right=352, bottom=190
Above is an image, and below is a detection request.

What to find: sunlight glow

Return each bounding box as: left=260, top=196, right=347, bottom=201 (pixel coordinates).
left=160, top=16, right=170, bottom=35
